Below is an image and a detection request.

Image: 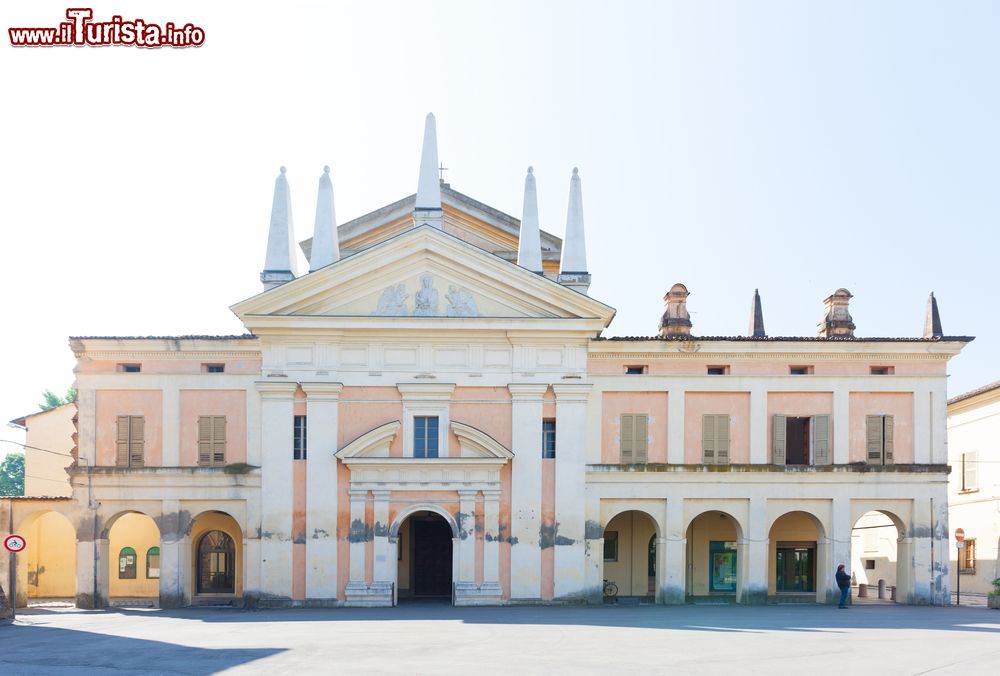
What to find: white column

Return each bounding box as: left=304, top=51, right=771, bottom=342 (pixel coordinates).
left=833, top=388, right=850, bottom=464
left=75, top=536, right=100, bottom=608
left=827, top=496, right=852, bottom=605
left=158, top=499, right=185, bottom=607
left=660, top=498, right=685, bottom=604
left=345, top=489, right=368, bottom=597
left=301, top=383, right=342, bottom=602
left=741, top=496, right=768, bottom=604
left=256, top=381, right=296, bottom=604
left=371, top=489, right=394, bottom=598
left=931, top=495, right=950, bottom=605
left=482, top=489, right=502, bottom=596
left=667, top=390, right=685, bottom=464
left=553, top=384, right=590, bottom=599
left=508, top=384, right=547, bottom=600
left=749, top=389, right=767, bottom=464
left=458, top=490, right=477, bottom=584
left=162, top=384, right=180, bottom=466
left=583, top=491, right=603, bottom=603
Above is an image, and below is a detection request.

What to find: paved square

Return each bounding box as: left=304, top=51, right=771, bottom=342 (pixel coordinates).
left=1, top=603, right=999, bottom=675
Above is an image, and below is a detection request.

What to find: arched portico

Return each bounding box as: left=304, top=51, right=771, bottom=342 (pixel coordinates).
left=15, top=510, right=77, bottom=607
left=601, top=510, right=660, bottom=602
left=685, top=510, right=745, bottom=602
left=767, top=510, right=827, bottom=603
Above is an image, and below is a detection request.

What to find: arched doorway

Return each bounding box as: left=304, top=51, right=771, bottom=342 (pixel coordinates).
left=396, top=511, right=454, bottom=600
left=768, top=511, right=826, bottom=603
left=685, top=511, right=741, bottom=602
left=850, top=510, right=904, bottom=603
left=602, top=510, right=659, bottom=602
left=189, top=511, right=243, bottom=602
left=107, top=512, right=161, bottom=607
left=197, top=531, right=235, bottom=594
left=17, top=511, right=76, bottom=607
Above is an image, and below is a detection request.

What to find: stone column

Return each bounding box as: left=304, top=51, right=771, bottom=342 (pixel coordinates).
left=370, top=489, right=394, bottom=602
left=301, top=382, right=342, bottom=604
left=158, top=499, right=185, bottom=608
left=344, top=489, right=368, bottom=604
left=660, top=498, right=686, bottom=604
left=508, top=384, right=547, bottom=600
left=553, top=384, right=591, bottom=599
left=255, top=382, right=297, bottom=606
left=741, top=497, right=769, bottom=604
left=75, top=517, right=105, bottom=609
left=481, top=489, right=503, bottom=602
left=454, top=490, right=480, bottom=604
left=583, top=492, right=603, bottom=604
left=825, top=496, right=852, bottom=605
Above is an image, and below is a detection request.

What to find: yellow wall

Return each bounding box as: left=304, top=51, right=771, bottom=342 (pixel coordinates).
left=109, top=513, right=161, bottom=598
left=25, top=511, right=76, bottom=598
left=190, top=511, right=243, bottom=597
left=24, top=404, right=75, bottom=497
left=687, top=512, right=738, bottom=596
left=603, top=511, right=657, bottom=597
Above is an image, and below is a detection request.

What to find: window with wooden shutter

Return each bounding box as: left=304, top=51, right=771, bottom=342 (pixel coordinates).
left=813, top=415, right=830, bottom=465
left=772, top=414, right=786, bottom=465
left=702, top=415, right=730, bottom=465
left=198, top=415, right=227, bottom=467
left=116, top=415, right=144, bottom=467
left=634, top=414, right=648, bottom=463
left=962, top=452, right=978, bottom=491
left=865, top=415, right=894, bottom=466
left=620, top=414, right=634, bottom=463
left=883, top=416, right=894, bottom=464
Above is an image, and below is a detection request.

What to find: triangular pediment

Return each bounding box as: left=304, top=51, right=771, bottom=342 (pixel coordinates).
left=232, top=225, right=615, bottom=327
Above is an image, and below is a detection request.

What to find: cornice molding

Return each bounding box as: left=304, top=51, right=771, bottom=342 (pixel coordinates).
left=254, top=381, right=299, bottom=397
left=552, top=383, right=593, bottom=401
left=508, top=383, right=549, bottom=401
left=588, top=351, right=953, bottom=361
left=397, top=383, right=456, bottom=400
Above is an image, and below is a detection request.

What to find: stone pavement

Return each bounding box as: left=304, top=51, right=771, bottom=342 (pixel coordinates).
left=1, top=602, right=998, bottom=675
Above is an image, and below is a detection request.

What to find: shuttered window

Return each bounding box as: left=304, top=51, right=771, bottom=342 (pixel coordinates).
left=115, top=415, right=145, bottom=467
left=961, top=452, right=978, bottom=491
left=813, top=415, right=831, bottom=465
left=198, top=416, right=227, bottom=467
left=772, top=415, right=832, bottom=466
left=619, top=414, right=649, bottom=464
left=293, top=415, right=307, bottom=460
left=865, top=415, right=894, bottom=466
left=702, top=414, right=730, bottom=465
left=772, top=414, right=786, bottom=465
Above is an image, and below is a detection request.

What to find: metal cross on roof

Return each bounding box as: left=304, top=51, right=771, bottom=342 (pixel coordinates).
left=438, top=162, right=449, bottom=181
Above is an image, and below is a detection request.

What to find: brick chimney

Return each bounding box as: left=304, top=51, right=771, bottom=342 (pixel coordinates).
left=818, top=288, right=855, bottom=338
left=659, top=283, right=692, bottom=337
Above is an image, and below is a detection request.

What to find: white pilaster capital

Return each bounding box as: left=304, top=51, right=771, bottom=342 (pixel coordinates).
left=348, top=488, right=369, bottom=502
left=300, top=382, right=344, bottom=399
left=458, top=489, right=479, bottom=502
left=255, top=381, right=298, bottom=399
left=397, top=383, right=455, bottom=401
left=508, top=383, right=549, bottom=401
left=372, top=489, right=391, bottom=502
left=552, top=383, right=593, bottom=401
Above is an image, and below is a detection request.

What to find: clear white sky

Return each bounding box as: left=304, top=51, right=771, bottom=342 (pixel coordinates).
left=2, top=0, right=998, bottom=454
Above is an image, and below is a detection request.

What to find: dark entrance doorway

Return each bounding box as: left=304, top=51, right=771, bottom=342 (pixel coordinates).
left=410, top=513, right=453, bottom=598
left=197, top=530, right=235, bottom=594
left=776, top=544, right=816, bottom=593
left=786, top=417, right=811, bottom=465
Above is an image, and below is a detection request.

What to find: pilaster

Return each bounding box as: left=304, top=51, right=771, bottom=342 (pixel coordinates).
left=552, top=384, right=590, bottom=600
left=255, top=381, right=296, bottom=604
left=508, top=384, right=547, bottom=600
left=832, top=389, right=849, bottom=464
left=740, top=496, right=768, bottom=604
left=749, top=389, right=767, bottom=464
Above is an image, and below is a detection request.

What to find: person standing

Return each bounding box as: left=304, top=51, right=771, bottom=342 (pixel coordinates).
left=836, top=564, right=851, bottom=608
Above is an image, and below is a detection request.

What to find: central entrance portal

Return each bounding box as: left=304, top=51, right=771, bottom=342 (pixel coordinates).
left=399, top=511, right=453, bottom=599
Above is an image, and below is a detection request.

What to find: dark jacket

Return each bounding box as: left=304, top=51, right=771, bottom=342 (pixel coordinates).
left=836, top=569, right=851, bottom=590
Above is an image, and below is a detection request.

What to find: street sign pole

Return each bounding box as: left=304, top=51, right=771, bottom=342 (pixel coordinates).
left=955, top=528, right=966, bottom=607
left=9, top=551, right=14, bottom=621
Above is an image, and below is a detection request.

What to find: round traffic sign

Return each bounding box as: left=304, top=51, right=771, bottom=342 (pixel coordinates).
left=4, top=534, right=26, bottom=553
left=955, top=528, right=965, bottom=542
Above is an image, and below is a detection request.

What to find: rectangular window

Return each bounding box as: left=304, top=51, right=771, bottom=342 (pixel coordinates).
left=772, top=415, right=830, bottom=466
left=619, top=414, right=649, bottom=464
left=603, top=531, right=618, bottom=561
left=414, top=416, right=439, bottom=458
left=115, top=415, right=145, bottom=467
left=870, top=366, right=893, bottom=375
left=865, top=559, right=876, bottom=570
left=866, top=415, right=895, bottom=465
left=709, top=541, right=738, bottom=592
left=542, top=419, right=556, bottom=459
left=293, top=415, right=307, bottom=460
left=624, top=365, right=647, bottom=375
left=706, top=366, right=730, bottom=375
left=118, top=363, right=141, bottom=373
left=960, top=538, right=976, bottom=574
left=961, top=452, right=978, bottom=491
left=197, top=415, right=227, bottom=466
left=701, top=414, right=730, bottom=465
left=789, top=366, right=813, bottom=375
left=203, top=363, right=225, bottom=373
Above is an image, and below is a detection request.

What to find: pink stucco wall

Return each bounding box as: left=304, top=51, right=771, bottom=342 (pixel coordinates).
left=601, top=392, right=668, bottom=463
left=849, top=392, right=913, bottom=463
left=178, top=390, right=247, bottom=465
left=449, top=386, right=513, bottom=456
left=77, top=358, right=260, bottom=374
left=587, top=358, right=946, bottom=378
left=95, top=390, right=162, bottom=466
left=339, top=387, right=403, bottom=454
left=684, top=392, right=751, bottom=463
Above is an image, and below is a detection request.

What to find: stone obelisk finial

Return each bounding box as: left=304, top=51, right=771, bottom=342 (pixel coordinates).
left=558, top=168, right=591, bottom=294
left=261, top=166, right=298, bottom=290
left=414, top=113, right=443, bottom=228
left=749, top=289, right=766, bottom=338
left=309, top=166, right=340, bottom=272
left=924, top=292, right=943, bottom=338
left=516, top=167, right=544, bottom=273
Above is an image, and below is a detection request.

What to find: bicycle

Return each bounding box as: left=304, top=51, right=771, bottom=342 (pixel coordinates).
left=603, top=579, right=618, bottom=598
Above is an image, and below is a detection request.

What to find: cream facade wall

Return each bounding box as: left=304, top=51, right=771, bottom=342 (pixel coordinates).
left=946, top=387, right=1000, bottom=595
left=20, top=404, right=75, bottom=497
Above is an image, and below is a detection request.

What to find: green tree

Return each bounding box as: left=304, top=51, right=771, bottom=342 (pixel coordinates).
left=0, top=453, right=24, bottom=496
left=39, top=387, right=77, bottom=411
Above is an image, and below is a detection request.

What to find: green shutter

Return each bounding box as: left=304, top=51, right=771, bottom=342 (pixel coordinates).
left=813, top=415, right=830, bottom=465
left=866, top=415, right=883, bottom=465
left=772, top=415, right=787, bottom=465
left=702, top=415, right=716, bottom=464
left=634, top=414, right=648, bottom=463
left=716, top=415, right=730, bottom=465
left=116, top=416, right=130, bottom=467
left=620, top=414, right=633, bottom=463
left=883, top=416, right=894, bottom=465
